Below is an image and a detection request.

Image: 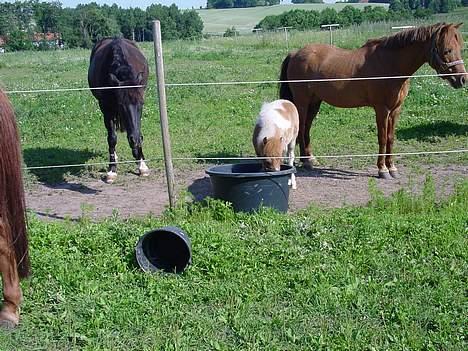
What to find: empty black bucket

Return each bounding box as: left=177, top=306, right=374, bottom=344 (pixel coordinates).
left=135, top=226, right=191, bottom=273
left=206, top=163, right=295, bottom=213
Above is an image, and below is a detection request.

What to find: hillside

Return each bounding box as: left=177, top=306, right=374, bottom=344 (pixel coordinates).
left=196, top=3, right=389, bottom=34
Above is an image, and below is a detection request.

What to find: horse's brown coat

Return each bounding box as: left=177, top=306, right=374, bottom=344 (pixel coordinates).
left=279, top=23, right=466, bottom=178
left=0, top=89, right=30, bottom=328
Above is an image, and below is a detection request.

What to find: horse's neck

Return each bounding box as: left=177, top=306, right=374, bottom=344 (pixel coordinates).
left=380, top=42, right=429, bottom=76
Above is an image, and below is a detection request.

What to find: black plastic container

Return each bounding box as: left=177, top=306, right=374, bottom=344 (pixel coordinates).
left=135, top=226, right=191, bottom=273
left=206, top=163, right=296, bottom=213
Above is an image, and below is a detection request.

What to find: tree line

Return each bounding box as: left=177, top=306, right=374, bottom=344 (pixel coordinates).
left=0, top=1, right=203, bottom=51
left=207, top=0, right=281, bottom=8
left=207, top=0, right=324, bottom=8
left=255, top=0, right=464, bottom=31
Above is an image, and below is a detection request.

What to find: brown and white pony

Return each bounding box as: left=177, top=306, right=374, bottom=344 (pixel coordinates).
left=253, top=99, right=299, bottom=189
left=279, top=23, right=466, bottom=179
left=0, top=89, right=30, bottom=328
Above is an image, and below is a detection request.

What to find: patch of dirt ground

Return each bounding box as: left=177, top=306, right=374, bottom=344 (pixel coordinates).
left=26, top=164, right=467, bottom=221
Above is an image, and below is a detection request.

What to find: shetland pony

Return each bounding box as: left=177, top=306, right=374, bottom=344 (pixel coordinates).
left=88, top=38, right=149, bottom=183
left=0, top=89, right=30, bottom=328
left=279, top=23, right=466, bottom=179
left=252, top=99, right=299, bottom=189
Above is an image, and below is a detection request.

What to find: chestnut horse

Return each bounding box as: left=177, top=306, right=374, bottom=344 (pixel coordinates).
left=279, top=23, right=466, bottom=179
left=0, top=90, right=30, bottom=328
left=88, top=38, right=149, bottom=183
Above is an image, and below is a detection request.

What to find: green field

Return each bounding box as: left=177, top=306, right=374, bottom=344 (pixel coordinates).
left=0, top=16, right=467, bottom=349
left=197, top=3, right=389, bottom=33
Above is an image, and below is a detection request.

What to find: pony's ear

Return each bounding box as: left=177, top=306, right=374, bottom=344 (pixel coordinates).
left=263, top=136, right=268, bottom=145
left=109, top=73, right=121, bottom=86
left=455, top=23, right=463, bottom=29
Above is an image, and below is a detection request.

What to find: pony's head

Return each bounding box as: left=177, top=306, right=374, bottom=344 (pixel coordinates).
left=429, top=23, right=466, bottom=89
left=260, top=136, right=284, bottom=171
left=110, top=66, right=146, bottom=158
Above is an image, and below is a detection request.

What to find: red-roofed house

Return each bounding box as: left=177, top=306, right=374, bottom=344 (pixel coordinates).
left=32, top=32, right=64, bottom=49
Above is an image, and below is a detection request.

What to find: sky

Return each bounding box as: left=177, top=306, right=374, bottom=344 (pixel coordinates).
left=57, top=0, right=295, bottom=10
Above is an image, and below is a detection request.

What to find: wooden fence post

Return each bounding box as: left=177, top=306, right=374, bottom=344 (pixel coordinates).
left=152, top=20, right=176, bottom=208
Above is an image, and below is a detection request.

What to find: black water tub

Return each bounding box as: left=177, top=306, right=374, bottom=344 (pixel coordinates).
left=135, top=226, right=192, bottom=274
left=206, top=163, right=296, bottom=213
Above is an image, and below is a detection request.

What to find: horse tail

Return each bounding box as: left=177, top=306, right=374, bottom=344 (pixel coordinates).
left=115, top=114, right=126, bottom=133
left=279, top=53, right=294, bottom=102
left=0, top=90, right=30, bottom=279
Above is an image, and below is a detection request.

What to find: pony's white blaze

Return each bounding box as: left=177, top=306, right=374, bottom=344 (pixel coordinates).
left=252, top=99, right=299, bottom=189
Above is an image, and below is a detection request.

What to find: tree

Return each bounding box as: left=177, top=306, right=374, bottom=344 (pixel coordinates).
left=338, top=5, right=363, bottom=26
left=223, top=26, right=239, bottom=37
left=76, top=3, right=120, bottom=48
left=320, top=8, right=339, bottom=25
left=178, top=10, right=204, bottom=39
left=34, top=1, right=62, bottom=33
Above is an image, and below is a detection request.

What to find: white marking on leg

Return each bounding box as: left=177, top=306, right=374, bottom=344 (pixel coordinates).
left=106, top=171, right=117, bottom=184
left=139, top=159, right=150, bottom=176
left=291, top=173, right=297, bottom=190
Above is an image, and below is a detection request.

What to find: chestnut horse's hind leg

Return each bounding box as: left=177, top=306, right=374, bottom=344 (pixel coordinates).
left=386, top=106, right=402, bottom=179
left=103, top=111, right=118, bottom=184
left=297, top=98, right=321, bottom=170
left=374, top=105, right=392, bottom=180
left=0, top=219, right=22, bottom=329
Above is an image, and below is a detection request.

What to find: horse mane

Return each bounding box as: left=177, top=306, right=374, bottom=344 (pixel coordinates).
left=108, top=38, right=146, bottom=131
left=0, top=90, right=30, bottom=278
left=363, top=23, right=447, bottom=49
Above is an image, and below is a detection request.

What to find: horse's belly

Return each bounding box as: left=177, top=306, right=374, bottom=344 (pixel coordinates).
left=316, top=88, right=368, bottom=108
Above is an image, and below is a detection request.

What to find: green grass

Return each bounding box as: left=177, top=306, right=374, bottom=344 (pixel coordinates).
left=0, top=178, right=466, bottom=349
left=197, top=3, right=389, bottom=34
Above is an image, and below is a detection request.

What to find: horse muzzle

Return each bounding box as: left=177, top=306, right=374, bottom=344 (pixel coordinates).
left=447, top=73, right=466, bottom=89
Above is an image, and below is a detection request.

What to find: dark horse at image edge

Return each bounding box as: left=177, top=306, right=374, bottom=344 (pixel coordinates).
left=279, top=23, right=466, bottom=179
left=88, top=37, right=149, bottom=183
left=0, top=89, right=30, bottom=328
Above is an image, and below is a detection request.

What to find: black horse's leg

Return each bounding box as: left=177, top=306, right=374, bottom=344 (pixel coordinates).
left=303, top=100, right=322, bottom=167
left=136, top=142, right=149, bottom=176
left=102, top=106, right=118, bottom=183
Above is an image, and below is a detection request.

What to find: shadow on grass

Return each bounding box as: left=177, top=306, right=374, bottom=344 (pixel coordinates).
left=187, top=176, right=212, bottom=202
left=295, top=166, right=371, bottom=180
left=23, top=147, right=99, bottom=184
left=397, top=121, right=468, bottom=141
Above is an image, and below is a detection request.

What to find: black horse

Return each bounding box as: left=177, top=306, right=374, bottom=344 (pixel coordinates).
left=88, top=38, right=149, bottom=183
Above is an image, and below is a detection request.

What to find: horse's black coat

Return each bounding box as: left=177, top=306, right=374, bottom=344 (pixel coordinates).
left=88, top=38, right=149, bottom=179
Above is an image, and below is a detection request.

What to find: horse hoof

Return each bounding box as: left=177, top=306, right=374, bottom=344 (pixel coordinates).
left=389, top=170, right=400, bottom=179
left=310, top=157, right=320, bottom=166
left=139, top=169, right=150, bottom=177
left=378, top=171, right=392, bottom=180
left=105, top=172, right=117, bottom=184
left=302, top=162, right=314, bottom=170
